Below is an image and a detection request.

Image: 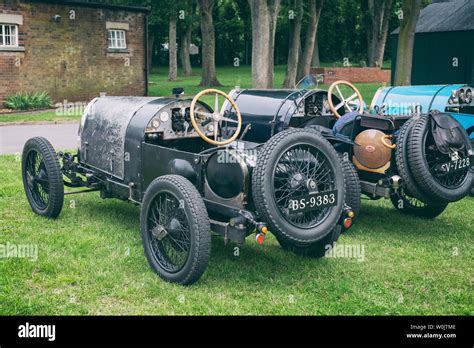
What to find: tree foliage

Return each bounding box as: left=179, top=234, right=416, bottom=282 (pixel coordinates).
left=103, top=0, right=433, bottom=70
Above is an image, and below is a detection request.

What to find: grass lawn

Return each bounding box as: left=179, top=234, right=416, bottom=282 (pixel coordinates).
left=0, top=65, right=384, bottom=124
left=149, top=65, right=383, bottom=102
left=0, top=154, right=472, bottom=315
left=0, top=111, right=81, bottom=124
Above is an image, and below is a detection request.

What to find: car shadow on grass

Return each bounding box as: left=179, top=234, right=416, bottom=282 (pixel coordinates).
left=356, top=201, right=453, bottom=234
left=75, top=197, right=334, bottom=285
left=73, top=194, right=462, bottom=287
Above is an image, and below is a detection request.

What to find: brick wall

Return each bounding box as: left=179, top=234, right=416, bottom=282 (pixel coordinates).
left=310, top=67, right=391, bottom=85
left=0, top=1, right=146, bottom=103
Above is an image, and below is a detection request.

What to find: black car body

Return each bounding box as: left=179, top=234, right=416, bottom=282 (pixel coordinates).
left=22, top=92, right=353, bottom=285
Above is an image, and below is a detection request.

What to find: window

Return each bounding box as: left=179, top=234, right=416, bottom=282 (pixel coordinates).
left=107, top=29, right=126, bottom=49
left=0, top=24, right=18, bottom=47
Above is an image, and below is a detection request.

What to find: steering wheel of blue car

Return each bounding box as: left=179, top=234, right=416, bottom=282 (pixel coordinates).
left=190, top=89, right=243, bottom=146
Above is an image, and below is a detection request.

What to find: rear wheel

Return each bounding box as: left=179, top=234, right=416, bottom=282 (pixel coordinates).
left=471, top=138, right=474, bottom=196
left=252, top=128, right=345, bottom=257
left=395, top=117, right=438, bottom=204
left=408, top=114, right=472, bottom=202
left=22, top=137, right=64, bottom=218
left=390, top=188, right=447, bottom=219
left=339, top=153, right=361, bottom=232
left=276, top=225, right=341, bottom=258
left=140, top=175, right=211, bottom=285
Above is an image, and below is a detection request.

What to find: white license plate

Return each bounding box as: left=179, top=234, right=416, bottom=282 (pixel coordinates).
left=288, top=190, right=338, bottom=214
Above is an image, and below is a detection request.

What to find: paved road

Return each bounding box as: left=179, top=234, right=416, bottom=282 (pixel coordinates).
left=0, top=123, right=80, bottom=154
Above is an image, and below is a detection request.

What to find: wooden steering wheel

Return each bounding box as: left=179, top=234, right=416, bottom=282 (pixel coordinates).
left=327, top=80, right=365, bottom=119
left=190, top=89, right=242, bottom=146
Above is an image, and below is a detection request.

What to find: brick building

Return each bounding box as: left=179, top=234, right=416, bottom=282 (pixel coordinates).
left=0, top=0, right=149, bottom=104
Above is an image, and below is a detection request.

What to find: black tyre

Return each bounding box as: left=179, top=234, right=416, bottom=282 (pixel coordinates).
left=140, top=175, right=211, bottom=285
left=407, top=114, right=472, bottom=202
left=276, top=225, right=341, bottom=258
left=390, top=188, right=448, bottom=219
left=22, top=137, right=64, bottom=218
left=339, top=153, right=361, bottom=232
left=252, top=128, right=345, bottom=251
left=470, top=138, right=474, bottom=196
left=395, top=117, right=438, bottom=205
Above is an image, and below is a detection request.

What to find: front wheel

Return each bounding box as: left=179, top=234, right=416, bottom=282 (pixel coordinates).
left=140, top=175, right=211, bottom=285
left=22, top=137, right=64, bottom=218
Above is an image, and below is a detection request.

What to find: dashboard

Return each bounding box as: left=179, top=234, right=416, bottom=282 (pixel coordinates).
left=304, top=91, right=332, bottom=116
left=145, top=100, right=214, bottom=141
left=288, top=91, right=345, bottom=130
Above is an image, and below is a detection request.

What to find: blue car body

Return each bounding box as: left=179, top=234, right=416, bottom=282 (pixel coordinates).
left=371, top=84, right=474, bottom=139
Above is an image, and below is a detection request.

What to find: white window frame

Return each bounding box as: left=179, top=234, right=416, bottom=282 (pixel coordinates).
left=107, top=29, right=127, bottom=49
left=0, top=24, right=19, bottom=47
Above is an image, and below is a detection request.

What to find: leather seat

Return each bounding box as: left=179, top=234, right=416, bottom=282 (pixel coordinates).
left=332, top=111, right=359, bottom=137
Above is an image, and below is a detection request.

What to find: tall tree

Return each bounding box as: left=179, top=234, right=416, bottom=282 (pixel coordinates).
left=297, top=0, right=323, bottom=81
left=179, top=0, right=195, bottom=77
left=267, top=0, right=281, bottom=88
left=283, top=0, right=303, bottom=88
left=168, top=15, right=178, bottom=81
left=367, top=0, right=393, bottom=67
left=311, top=35, right=320, bottom=68
left=248, top=0, right=281, bottom=88
left=394, top=0, right=421, bottom=85
left=198, top=0, right=222, bottom=86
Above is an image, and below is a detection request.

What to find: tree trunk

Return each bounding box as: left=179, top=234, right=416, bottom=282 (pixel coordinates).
left=180, top=24, right=193, bottom=76
left=168, top=17, right=177, bottom=81
left=297, top=0, right=323, bottom=81
left=198, top=0, right=221, bottom=86
left=311, top=33, right=320, bottom=68
left=248, top=0, right=271, bottom=88
left=367, top=0, right=393, bottom=67
left=148, top=32, right=154, bottom=72
left=394, top=0, right=421, bottom=86
left=283, top=0, right=303, bottom=88
left=267, top=0, right=281, bottom=88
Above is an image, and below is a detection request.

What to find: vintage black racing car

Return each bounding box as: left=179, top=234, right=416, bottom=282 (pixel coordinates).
left=21, top=89, right=356, bottom=285
left=222, top=78, right=473, bottom=219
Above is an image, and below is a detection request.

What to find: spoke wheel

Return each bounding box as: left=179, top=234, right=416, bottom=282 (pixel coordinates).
left=395, top=117, right=438, bottom=205
left=147, top=192, right=191, bottom=273
left=407, top=114, right=472, bottom=202
left=140, top=175, right=210, bottom=285
left=423, top=131, right=469, bottom=189
left=252, top=128, right=345, bottom=247
left=22, top=137, right=64, bottom=218
left=390, top=188, right=447, bottom=219
left=272, top=144, right=336, bottom=229
left=25, top=151, right=50, bottom=209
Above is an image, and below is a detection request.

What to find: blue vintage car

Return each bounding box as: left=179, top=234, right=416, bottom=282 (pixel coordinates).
left=370, top=84, right=474, bottom=140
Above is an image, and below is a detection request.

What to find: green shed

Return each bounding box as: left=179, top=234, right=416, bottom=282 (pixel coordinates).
left=391, top=0, right=474, bottom=85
